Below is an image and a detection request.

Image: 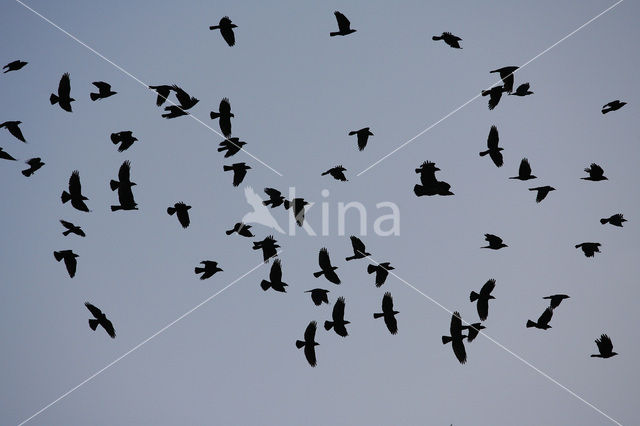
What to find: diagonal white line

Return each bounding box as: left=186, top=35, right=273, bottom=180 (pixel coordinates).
left=15, top=0, right=284, bottom=177
left=362, top=253, right=622, bottom=425
left=357, top=0, right=624, bottom=177
left=17, top=254, right=278, bottom=426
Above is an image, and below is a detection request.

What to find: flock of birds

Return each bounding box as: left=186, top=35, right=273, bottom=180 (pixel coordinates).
left=1, top=10, right=626, bottom=370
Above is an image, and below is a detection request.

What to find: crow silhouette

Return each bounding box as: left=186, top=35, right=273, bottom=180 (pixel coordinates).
left=313, top=248, right=341, bottom=284
left=162, top=105, right=188, bottom=119
left=90, top=81, right=117, bottom=101
left=148, top=85, right=173, bottom=106
left=601, top=100, right=626, bottom=114
left=325, top=296, right=350, bottom=337
left=490, top=66, right=518, bottom=93
left=263, top=188, right=285, bottom=208
left=210, top=16, right=237, bottom=46
left=284, top=197, right=309, bottom=227
left=218, top=137, right=246, bottom=157
left=479, top=125, right=503, bottom=167
left=50, top=73, right=74, bottom=112
left=543, top=294, right=570, bottom=309
left=296, top=321, right=319, bottom=367
left=223, top=162, right=251, bottom=187
left=374, top=292, right=399, bottom=335
left=22, top=158, right=44, bottom=177
left=226, top=222, right=254, bottom=237
left=60, top=220, right=85, bottom=237
left=0, top=147, right=16, bottom=161
left=482, top=234, right=507, bottom=250
left=442, top=311, right=467, bottom=364
left=526, top=307, right=553, bottom=330
left=367, top=262, right=394, bottom=287
left=195, top=261, right=223, bottom=280
left=322, top=165, right=348, bottom=181
left=575, top=242, right=601, bottom=258
left=481, top=85, right=505, bottom=110
left=414, top=161, right=454, bottom=196
left=110, top=160, right=138, bottom=211
left=345, top=235, right=370, bottom=261
left=331, top=11, right=356, bottom=37
left=167, top=202, right=191, bottom=228
left=54, top=250, right=78, bottom=278
left=211, top=98, right=234, bottom=137
left=581, top=163, right=607, bottom=181
left=462, top=323, right=485, bottom=343
left=110, top=131, right=138, bottom=152
left=529, top=186, right=555, bottom=203
left=0, top=121, right=26, bottom=142
left=349, top=127, right=373, bottom=151
left=591, top=334, right=617, bottom=358
left=61, top=170, right=90, bottom=212
left=470, top=279, right=496, bottom=321
left=509, top=83, right=533, bottom=97
left=85, top=302, right=116, bottom=338
left=3, top=60, right=27, bottom=73
left=509, top=158, right=536, bottom=181
left=600, top=213, right=626, bottom=227
left=305, top=288, right=330, bottom=306
left=253, top=235, right=280, bottom=263
left=171, top=84, right=199, bottom=110
left=260, top=258, right=287, bottom=292
left=432, top=32, right=462, bottom=49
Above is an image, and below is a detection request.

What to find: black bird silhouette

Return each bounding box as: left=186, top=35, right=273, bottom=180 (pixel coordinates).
left=482, top=234, right=507, bottom=250
left=325, top=297, right=350, bottom=337
left=481, top=86, right=506, bottom=110
left=218, top=137, right=246, bottom=157
left=601, top=100, right=626, bottom=114
left=61, top=170, right=90, bottom=212
left=442, top=311, right=467, bottom=364
left=345, top=236, right=370, bottom=261
left=253, top=235, right=280, bottom=263
left=110, top=160, right=138, bottom=211
left=223, top=162, right=251, bottom=187
left=263, top=188, right=285, bottom=208
left=90, top=81, right=116, bottom=101
left=348, top=127, right=373, bottom=151
left=575, top=242, right=601, bottom=258
left=374, top=292, right=399, bottom=335
left=3, top=60, right=27, bottom=73
left=367, top=262, right=394, bottom=287
left=167, top=202, right=191, bottom=228
left=305, top=288, right=330, bottom=306
left=226, top=222, right=253, bottom=237
left=110, top=131, right=138, bottom=152
left=591, top=334, right=617, bottom=358
left=210, top=98, right=234, bottom=137
left=509, top=83, right=533, bottom=97
left=322, top=165, right=348, bottom=181
left=54, top=250, right=78, bottom=278
left=0, top=147, right=16, bottom=161
left=581, top=163, right=607, bottom=181
left=296, top=321, right=319, bottom=367
left=331, top=11, right=356, bottom=37
left=462, top=323, right=485, bottom=343
left=85, top=302, right=116, bottom=338
left=470, top=279, right=496, bottom=321
left=313, top=248, right=341, bottom=284
left=0, top=121, right=26, bottom=142
left=210, top=16, right=237, bottom=46
left=22, top=158, right=44, bottom=177
left=171, top=84, right=199, bottom=110
left=600, top=213, right=626, bottom=227
left=260, top=259, right=287, bottom=292
left=509, top=158, right=537, bottom=180
left=148, top=84, right=173, bottom=107
left=284, top=198, right=309, bottom=227
left=543, top=294, right=570, bottom=309
left=526, top=307, right=553, bottom=330
left=194, top=261, right=223, bottom=280
left=479, top=125, right=503, bottom=167
left=414, top=161, right=454, bottom=196
left=50, top=73, right=74, bottom=112
left=60, top=220, right=85, bottom=237
left=529, top=186, right=555, bottom=203
left=490, top=66, right=518, bottom=93
left=162, top=105, right=188, bottom=119
left=432, top=32, right=462, bottom=48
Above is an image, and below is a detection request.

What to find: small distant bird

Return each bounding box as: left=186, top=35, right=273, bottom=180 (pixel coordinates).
left=210, top=98, right=234, bottom=137
left=260, top=259, right=287, bottom=292
left=223, top=162, right=251, bottom=187
left=330, top=11, right=356, bottom=37
left=345, top=236, right=370, bottom=261
left=313, top=248, right=341, bottom=284
left=325, top=297, right=350, bottom=337
left=432, top=32, right=462, bottom=49
left=543, top=294, right=570, bottom=309
left=3, top=60, right=27, bottom=73
left=171, top=85, right=199, bottom=110
left=194, top=261, right=223, bottom=280
left=296, top=321, right=319, bottom=367
left=253, top=235, right=280, bottom=263
left=591, top=334, right=617, bottom=358
left=148, top=84, right=173, bottom=107
left=526, top=307, right=553, bottom=330
left=581, top=163, right=607, bottom=181
left=509, top=158, right=537, bottom=180
left=600, top=213, right=626, bottom=227
left=322, top=165, right=348, bottom=181
left=85, top=302, right=116, bottom=338
left=263, top=188, right=285, bottom=208
left=167, top=202, right=191, bottom=228
left=601, top=100, right=626, bottom=114
left=367, top=262, right=394, bottom=287
left=482, top=234, right=507, bottom=250
left=110, top=131, right=138, bottom=152
left=0, top=121, right=26, bottom=142
left=210, top=16, right=237, bottom=46
left=284, top=197, right=309, bottom=227
left=60, top=220, right=85, bottom=237
left=349, top=127, right=373, bottom=151
left=479, top=125, right=503, bottom=167
left=305, top=288, right=330, bottom=306
left=414, top=161, right=454, bottom=196
left=470, top=279, right=496, bottom=321
left=462, top=323, right=485, bottom=343
left=225, top=222, right=253, bottom=237
left=373, top=292, right=399, bottom=335
left=90, top=81, right=116, bottom=101
left=21, top=158, right=44, bottom=177
left=50, top=73, right=74, bottom=112
left=490, top=66, right=519, bottom=93
left=442, top=311, right=467, bottom=364
left=529, top=186, right=555, bottom=203
left=218, top=137, right=246, bottom=157
left=61, top=170, right=90, bottom=212
left=162, top=105, right=188, bottom=119
left=481, top=86, right=506, bottom=110
left=0, top=147, right=16, bottom=161
left=54, top=249, right=78, bottom=278
left=110, top=160, right=138, bottom=211
left=509, top=83, right=533, bottom=97
left=575, top=242, right=601, bottom=258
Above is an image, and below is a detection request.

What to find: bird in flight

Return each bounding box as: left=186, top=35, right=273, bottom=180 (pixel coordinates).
left=481, top=85, right=506, bottom=110
left=305, top=288, right=330, bottom=306
left=479, top=125, right=503, bottom=167
left=374, top=292, right=399, bottom=335
left=509, top=83, right=533, bottom=97
left=171, top=85, right=199, bottom=110
left=211, top=98, right=234, bottom=137
left=110, top=131, right=138, bottom=152
left=284, top=197, right=309, bottom=227
left=61, top=170, right=90, bottom=212
left=223, top=162, right=251, bottom=187
left=526, top=307, right=553, bottom=330
left=470, top=279, right=496, bottom=321
left=253, top=235, right=280, bottom=263
left=162, top=105, right=188, bottom=119
left=322, top=165, right=348, bottom=181
left=528, top=186, right=555, bottom=203
left=296, top=321, right=319, bottom=367
left=414, top=161, right=454, bottom=196
left=481, top=234, right=507, bottom=250
left=54, top=249, right=79, bottom=278
left=260, top=259, right=288, bottom=292
left=194, top=261, right=223, bottom=280
left=581, top=163, right=607, bottom=181
left=218, top=137, right=246, bottom=158
left=490, top=66, right=519, bottom=93
left=509, top=158, right=537, bottom=181
left=575, top=242, right=601, bottom=258
left=345, top=236, right=370, bottom=261
left=432, top=32, right=462, bottom=49
left=442, top=311, right=467, bottom=364
left=22, top=158, right=45, bottom=177
left=90, top=81, right=117, bottom=101
left=263, top=188, right=285, bottom=208
left=50, top=73, right=74, bottom=112
left=3, top=60, right=28, bottom=73
left=590, top=334, right=617, bottom=358
left=313, top=248, right=341, bottom=284
left=330, top=11, right=356, bottom=37
left=600, top=213, right=626, bottom=227
left=325, top=297, right=350, bottom=337
left=226, top=222, right=254, bottom=237
left=462, top=323, right=485, bottom=343
left=110, top=160, right=138, bottom=211
left=210, top=16, right=237, bottom=46
left=148, top=84, right=173, bottom=107
left=367, top=262, right=394, bottom=287
left=0, top=121, right=26, bottom=142
left=60, top=220, right=85, bottom=237
left=543, top=294, right=570, bottom=309
left=349, top=127, right=373, bottom=151
left=0, top=147, right=16, bottom=161
left=85, top=302, right=116, bottom=338
left=601, top=100, right=626, bottom=114
left=167, top=202, right=192, bottom=228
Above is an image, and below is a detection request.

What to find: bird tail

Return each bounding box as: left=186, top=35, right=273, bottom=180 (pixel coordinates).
left=53, top=251, right=63, bottom=261
left=21, top=169, right=32, bottom=177
left=195, top=267, right=205, bottom=275
left=167, top=207, right=176, bottom=215
left=590, top=354, right=599, bottom=357
left=470, top=291, right=479, bottom=302
left=50, top=93, right=59, bottom=105
left=209, top=25, right=220, bottom=30
left=217, top=146, right=227, bottom=152
left=313, top=271, right=323, bottom=278
left=109, top=180, right=119, bottom=191
left=373, top=313, right=384, bottom=319
left=479, top=150, right=489, bottom=157
left=526, top=320, right=536, bottom=328
left=345, top=255, right=357, bottom=261
left=442, top=335, right=452, bottom=344
left=89, top=92, right=100, bottom=101
left=481, top=90, right=490, bottom=97
left=324, top=321, right=334, bottom=331
left=89, top=319, right=99, bottom=331
left=367, top=264, right=376, bottom=274
left=210, top=111, right=220, bottom=119
left=61, top=190, right=71, bottom=204
left=321, top=171, right=330, bottom=176
left=600, top=218, right=609, bottom=224
left=330, top=32, right=340, bottom=37
left=260, top=280, right=271, bottom=291
left=432, top=35, right=442, bottom=40
left=413, top=184, right=425, bottom=197
left=223, top=165, right=233, bottom=172
left=110, top=205, right=123, bottom=212
left=295, top=340, right=305, bottom=349
left=225, top=228, right=235, bottom=235
left=62, top=229, right=72, bottom=236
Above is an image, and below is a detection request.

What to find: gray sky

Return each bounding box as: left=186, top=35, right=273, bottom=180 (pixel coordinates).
left=1, top=1, right=639, bottom=425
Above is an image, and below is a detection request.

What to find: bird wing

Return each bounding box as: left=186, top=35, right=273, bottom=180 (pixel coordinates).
left=65, top=254, right=77, bottom=277
left=487, top=125, right=499, bottom=150
left=384, top=313, right=398, bottom=334
left=102, top=318, right=116, bottom=338
left=333, top=297, right=346, bottom=321
left=60, top=219, right=73, bottom=230
left=450, top=311, right=463, bottom=336
left=382, top=292, right=394, bottom=312
left=489, top=150, right=503, bottom=168
left=8, top=123, right=25, bottom=142
left=350, top=235, right=366, bottom=256
left=59, top=73, right=71, bottom=98
left=69, top=170, right=82, bottom=196
left=118, top=160, right=132, bottom=183
left=319, top=247, right=332, bottom=269
left=233, top=166, right=247, bottom=186
left=171, top=85, right=189, bottom=105
left=357, top=132, right=368, bottom=151
left=452, top=339, right=467, bottom=364
left=221, top=27, right=236, bottom=46
left=590, top=163, right=604, bottom=177
left=538, top=307, right=553, bottom=325
left=485, top=234, right=502, bottom=245
left=264, top=187, right=281, bottom=200
left=480, top=279, right=496, bottom=297
left=334, top=11, right=351, bottom=31
left=596, top=334, right=613, bottom=354
left=488, top=88, right=502, bottom=110
left=219, top=98, right=231, bottom=115
left=270, top=259, right=282, bottom=283
left=519, top=158, right=531, bottom=177
left=92, top=81, right=110, bottom=91
left=325, top=269, right=341, bottom=284
left=304, top=343, right=317, bottom=367
left=304, top=321, right=317, bottom=341
left=85, top=302, right=102, bottom=318
left=477, top=299, right=489, bottom=321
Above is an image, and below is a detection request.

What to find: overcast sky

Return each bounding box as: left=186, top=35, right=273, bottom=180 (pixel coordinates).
left=1, top=0, right=639, bottom=425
